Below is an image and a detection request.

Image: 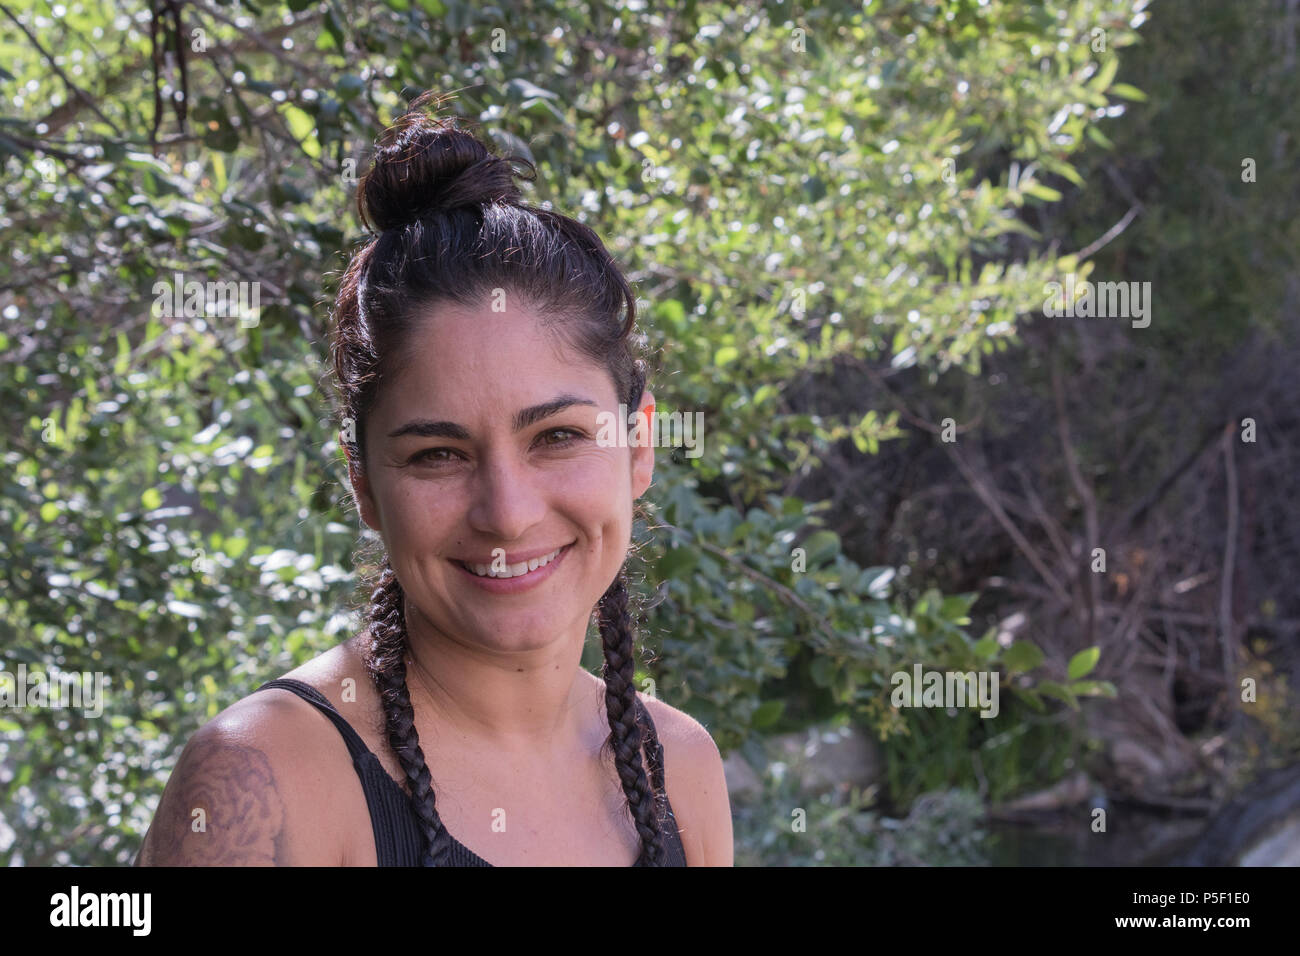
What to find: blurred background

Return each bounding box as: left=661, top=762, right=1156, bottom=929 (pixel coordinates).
left=1, top=0, right=1297, bottom=866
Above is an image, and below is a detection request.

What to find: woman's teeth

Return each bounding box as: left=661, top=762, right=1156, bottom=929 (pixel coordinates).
left=463, top=546, right=564, bottom=578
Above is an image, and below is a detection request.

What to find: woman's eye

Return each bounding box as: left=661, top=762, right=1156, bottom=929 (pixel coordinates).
left=411, top=448, right=460, bottom=465
left=538, top=428, right=584, bottom=447
left=410, top=430, right=582, bottom=465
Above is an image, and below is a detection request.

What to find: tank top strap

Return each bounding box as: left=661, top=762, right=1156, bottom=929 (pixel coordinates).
left=255, top=677, right=371, bottom=765
left=255, top=677, right=429, bottom=866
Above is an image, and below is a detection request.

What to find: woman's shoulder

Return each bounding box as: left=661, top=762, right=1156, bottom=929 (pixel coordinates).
left=633, top=690, right=734, bottom=866
left=260, top=639, right=373, bottom=716
left=215, top=640, right=367, bottom=744
left=635, top=691, right=717, bottom=760
left=136, top=643, right=366, bottom=866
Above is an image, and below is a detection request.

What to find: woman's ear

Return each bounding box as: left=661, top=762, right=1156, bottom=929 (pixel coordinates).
left=630, top=389, right=655, bottom=499
left=343, top=439, right=382, bottom=532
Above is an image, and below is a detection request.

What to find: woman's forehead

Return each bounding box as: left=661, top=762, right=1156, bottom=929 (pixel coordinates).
left=373, top=346, right=617, bottom=426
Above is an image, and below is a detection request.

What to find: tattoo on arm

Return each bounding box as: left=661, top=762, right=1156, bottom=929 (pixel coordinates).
left=138, top=735, right=288, bottom=866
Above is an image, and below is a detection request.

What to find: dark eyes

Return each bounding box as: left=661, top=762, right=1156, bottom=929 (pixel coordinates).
left=409, top=428, right=586, bottom=465
left=410, top=448, right=457, bottom=465
left=536, top=427, right=586, bottom=447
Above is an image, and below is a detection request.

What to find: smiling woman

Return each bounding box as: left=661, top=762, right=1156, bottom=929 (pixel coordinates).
left=135, top=90, right=732, bottom=867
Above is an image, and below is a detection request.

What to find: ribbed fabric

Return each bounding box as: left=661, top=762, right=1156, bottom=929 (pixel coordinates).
left=255, top=677, right=688, bottom=866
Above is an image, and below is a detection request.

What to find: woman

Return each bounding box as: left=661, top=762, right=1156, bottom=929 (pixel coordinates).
left=136, top=91, right=733, bottom=866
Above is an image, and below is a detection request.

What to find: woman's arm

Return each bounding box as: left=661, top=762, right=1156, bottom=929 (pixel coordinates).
left=136, top=698, right=344, bottom=866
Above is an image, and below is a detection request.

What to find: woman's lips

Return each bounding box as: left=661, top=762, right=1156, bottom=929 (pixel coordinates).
left=450, top=543, right=573, bottom=594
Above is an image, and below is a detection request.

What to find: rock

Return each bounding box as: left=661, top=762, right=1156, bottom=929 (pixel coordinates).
left=771, top=724, right=882, bottom=795
left=1178, top=763, right=1300, bottom=865
left=722, top=723, right=882, bottom=800
left=1237, top=817, right=1300, bottom=865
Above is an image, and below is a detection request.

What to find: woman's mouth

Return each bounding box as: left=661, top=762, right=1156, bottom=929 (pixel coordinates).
left=451, top=543, right=574, bottom=592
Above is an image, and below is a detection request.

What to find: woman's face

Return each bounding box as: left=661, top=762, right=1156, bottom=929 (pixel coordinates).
left=348, top=296, right=655, bottom=653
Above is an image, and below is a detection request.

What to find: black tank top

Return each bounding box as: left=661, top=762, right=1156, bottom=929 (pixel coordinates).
left=255, top=677, right=689, bottom=866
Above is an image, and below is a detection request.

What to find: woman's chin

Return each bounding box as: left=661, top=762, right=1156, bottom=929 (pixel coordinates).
left=459, top=614, right=577, bottom=652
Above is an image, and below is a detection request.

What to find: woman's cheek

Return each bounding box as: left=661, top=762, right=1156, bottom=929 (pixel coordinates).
left=385, top=480, right=458, bottom=550
left=554, top=448, right=628, bottom=500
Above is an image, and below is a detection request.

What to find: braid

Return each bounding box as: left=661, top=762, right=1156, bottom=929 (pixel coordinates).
left=598, top=570, right=669, bottom=866
left=362, top=558, right=454, bottom=866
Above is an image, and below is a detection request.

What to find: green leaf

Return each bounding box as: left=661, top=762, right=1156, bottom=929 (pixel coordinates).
left=1088, top=56, right=1119, bottom=93
left=1011, top=686, right=1046, bottom=713
left=972, top=632, right=999, bottom=660
left=751, top=700, right=784, bottom=728
left=1035, top=680, right=1078, bottom=709
left=141, top=488, right=163, bottom=510
left=939, top=593, right=974, bottom=622
left=1052, top=160, right=1086, bottom=188
left=203, top=115, right=240, bottom=153
left=1021, top=182, right=1063, bottom=202
left=801, top=530, right=840, bottom=566
left=114, top=331, right=131, bottom=376
left=336, top=74, right=365, bottom=101
left=1109, top=83, right=1147, bottom=102
left=322, top=8, right=345, bottom=50
left=653, top=298, right=686, bottom=329
left=857, top=566, right=895, bottom=598
left=1067, top=646, right=1100, bottom=680
left=1068, top=680, right=1117, bottom=698
left=280, top=105, right=321, bottom=158
left=656, top=544, right=698, bottom=579
left=1086, top=125, right=1115, bottom=149
left=1002, top=640, right=1045, bottom=675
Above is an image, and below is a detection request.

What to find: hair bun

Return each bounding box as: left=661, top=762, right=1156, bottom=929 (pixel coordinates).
left=357, top=91, right=533, bottom=233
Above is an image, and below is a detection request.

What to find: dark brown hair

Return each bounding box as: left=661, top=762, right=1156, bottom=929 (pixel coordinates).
left=328, top=90, right=667, bottom=865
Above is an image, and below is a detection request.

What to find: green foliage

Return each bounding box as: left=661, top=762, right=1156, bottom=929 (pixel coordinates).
left=732, top=771, right=990, bottom=866
left=1050, top=0, right=1297, bottom=358
left=878, top=691, right=1080, bottom=807
left=0, top=0, right=1148, bottom=864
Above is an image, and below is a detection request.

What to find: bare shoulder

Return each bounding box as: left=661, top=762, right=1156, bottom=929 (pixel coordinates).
left=135, top=662, right=352, bottom=866
left=637, top=691, right=734, bottom=866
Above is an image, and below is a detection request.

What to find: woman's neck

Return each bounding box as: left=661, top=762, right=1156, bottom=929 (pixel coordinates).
left=377, top=612, right=599, bottom=762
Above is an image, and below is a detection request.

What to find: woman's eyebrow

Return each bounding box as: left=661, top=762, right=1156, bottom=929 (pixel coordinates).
left=386, top=394, right=600, bottom=440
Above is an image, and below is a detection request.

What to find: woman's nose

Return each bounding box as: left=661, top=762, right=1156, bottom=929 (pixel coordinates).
left=465, top=452, right=548, bottom=542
